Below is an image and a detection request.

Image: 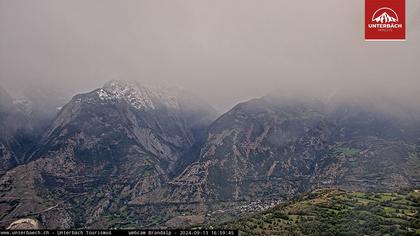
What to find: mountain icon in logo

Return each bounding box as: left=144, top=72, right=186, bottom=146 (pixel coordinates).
left=371, top=7, right=399, bottom=23
left=373, top=12, right=397, bottom=23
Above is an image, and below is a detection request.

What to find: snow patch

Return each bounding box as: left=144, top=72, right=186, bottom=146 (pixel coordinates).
left=96, top=80, right=181, bottom=110
left=12, top=94, right=32, bottom=115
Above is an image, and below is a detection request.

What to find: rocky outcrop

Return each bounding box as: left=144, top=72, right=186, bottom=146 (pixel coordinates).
left=7, top=218, right=42, bottom=230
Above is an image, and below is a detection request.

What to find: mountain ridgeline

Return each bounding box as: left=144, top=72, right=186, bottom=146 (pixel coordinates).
left=0, top=84, right=74, bottom=174
left=0, top=81, right=419, bottom=229
left=0, top=87, right=38, bottom=173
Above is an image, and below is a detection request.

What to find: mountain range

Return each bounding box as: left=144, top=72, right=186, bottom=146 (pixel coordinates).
left=0, top=80, right=419, bottom=230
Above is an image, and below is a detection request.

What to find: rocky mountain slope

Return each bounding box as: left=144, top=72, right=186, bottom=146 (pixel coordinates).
left=0, top=84, right=72, bottom=174
left=0, top=80, right=217, bottom=228
left=137, top=95, right=420, bottom=206
left=0, top=83, right=419, bottom=229
left=0, top=87, right=34, bottom=173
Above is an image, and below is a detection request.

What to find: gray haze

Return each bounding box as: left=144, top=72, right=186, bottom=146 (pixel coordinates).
left=1, top=0, right=420, bottom=111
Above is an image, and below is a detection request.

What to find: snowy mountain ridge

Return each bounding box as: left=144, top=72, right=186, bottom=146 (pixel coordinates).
left=97, top=80, right=182, bottom=110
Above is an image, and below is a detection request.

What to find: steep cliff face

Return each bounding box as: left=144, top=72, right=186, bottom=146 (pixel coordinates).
left=0, top=80, right=217, bottom=228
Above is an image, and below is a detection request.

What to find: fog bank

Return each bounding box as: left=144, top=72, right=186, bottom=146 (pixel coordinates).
left=1, top=0, right=419, bottom=111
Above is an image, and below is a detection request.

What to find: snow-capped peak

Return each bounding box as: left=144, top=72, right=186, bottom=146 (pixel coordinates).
left=97, top=80, right=181, bottom=110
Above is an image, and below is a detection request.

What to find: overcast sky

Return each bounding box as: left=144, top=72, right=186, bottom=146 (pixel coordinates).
left=1, top=0, right=419, bottom=111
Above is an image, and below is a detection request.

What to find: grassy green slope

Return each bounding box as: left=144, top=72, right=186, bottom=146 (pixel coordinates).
left=217, top=189, right=420, bottom=236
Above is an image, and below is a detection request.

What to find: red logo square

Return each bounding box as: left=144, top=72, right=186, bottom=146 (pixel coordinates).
left=365, top=0, right=406, bottom=41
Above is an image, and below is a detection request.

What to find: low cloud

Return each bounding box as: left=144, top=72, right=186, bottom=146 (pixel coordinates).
left=1, top=0, right=419, bottom=111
